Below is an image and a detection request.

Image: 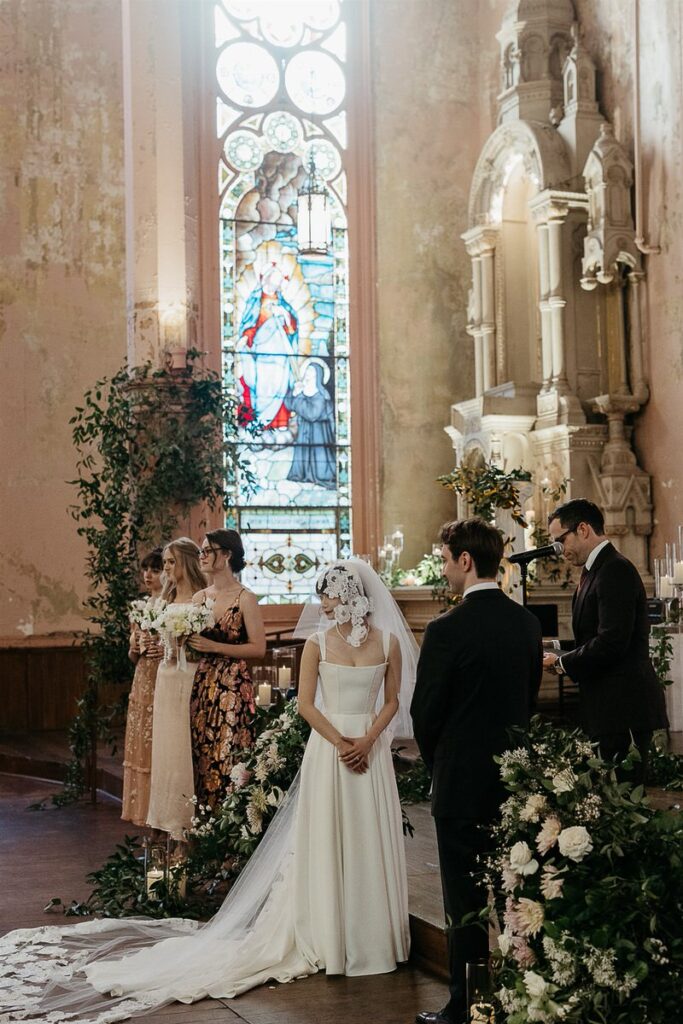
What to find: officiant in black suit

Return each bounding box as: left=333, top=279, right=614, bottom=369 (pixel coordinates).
left=411, top=518, right=543, bottom=1024
left=543, top=498, right=668, bottom=779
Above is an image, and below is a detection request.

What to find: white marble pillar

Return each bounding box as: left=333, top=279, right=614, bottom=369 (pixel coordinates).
left=536, top=221, right=553, bottom=388
left=547, top=214, right=569, bottom=391
left=480, top=247, right=496, bottom=391
left=627, top=271, right=648, bottom=402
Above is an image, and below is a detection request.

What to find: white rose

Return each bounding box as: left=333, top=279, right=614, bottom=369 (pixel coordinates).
left=557, top=825, right=593, bottom=862
left=524, top=970, right=549, bottom=999
left=509, top=841, right=539, bottom=876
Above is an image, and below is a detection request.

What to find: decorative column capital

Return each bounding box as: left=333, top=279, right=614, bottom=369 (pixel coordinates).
left=461, top=225, right=499, bottom=257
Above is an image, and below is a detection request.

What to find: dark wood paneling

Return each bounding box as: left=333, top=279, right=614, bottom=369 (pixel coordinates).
left=0, top=647, right=87, bottom=732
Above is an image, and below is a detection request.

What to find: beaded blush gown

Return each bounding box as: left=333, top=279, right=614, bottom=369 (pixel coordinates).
left=121, top=637, right=160, bottom=827
left=0, top=631, right=409, bottom=1023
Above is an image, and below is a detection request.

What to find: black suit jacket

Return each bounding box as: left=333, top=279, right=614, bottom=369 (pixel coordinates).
left=410, top=589, right=542, bottom=820
left=561, top=542, right=668, bottom=737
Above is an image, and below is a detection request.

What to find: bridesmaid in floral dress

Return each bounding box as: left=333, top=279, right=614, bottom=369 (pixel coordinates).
left=121, top=548, right=164, bottom=828
left=188, top=529, right=266, bottom=810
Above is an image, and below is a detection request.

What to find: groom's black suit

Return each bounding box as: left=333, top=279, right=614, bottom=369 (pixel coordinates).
left=411, top=588, right=542, bottom=1023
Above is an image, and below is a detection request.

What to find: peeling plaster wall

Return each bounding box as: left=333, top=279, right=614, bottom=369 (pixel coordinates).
left=371, top=0, right=503, bottom=567
left=575, top=0, right=683, bottom=551
left=0, top=0, right=125, bottom=638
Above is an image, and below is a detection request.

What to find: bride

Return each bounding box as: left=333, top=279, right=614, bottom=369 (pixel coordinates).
left=0, top=558, right=418, bottom=1023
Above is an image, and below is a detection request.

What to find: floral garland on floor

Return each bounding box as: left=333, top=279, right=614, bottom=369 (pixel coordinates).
left=487, top=718, right=683, bottom=1024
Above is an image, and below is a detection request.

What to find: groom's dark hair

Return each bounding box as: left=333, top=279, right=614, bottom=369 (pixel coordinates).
left=440, top=518, right=504, bottom=578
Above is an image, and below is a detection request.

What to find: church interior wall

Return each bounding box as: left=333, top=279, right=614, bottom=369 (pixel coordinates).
left=2, top=0, right=682, bottom=641
left=571, top=0, right=683, bottom=550
left=0, top=0, right=126, bottom=639
left=371, top=0, right=504, bottom=568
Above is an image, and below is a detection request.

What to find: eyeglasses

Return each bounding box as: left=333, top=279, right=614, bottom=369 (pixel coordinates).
left=554, top=527, right=577, bottom=545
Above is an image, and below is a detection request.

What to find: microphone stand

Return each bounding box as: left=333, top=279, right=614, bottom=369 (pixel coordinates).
left=520, top=560, right=529, bottom=607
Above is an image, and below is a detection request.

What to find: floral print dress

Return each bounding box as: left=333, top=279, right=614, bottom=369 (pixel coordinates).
left=190, top=591, right=256, bottom=810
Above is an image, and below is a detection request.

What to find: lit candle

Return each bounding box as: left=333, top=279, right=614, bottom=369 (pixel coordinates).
left=257, top=683, right=272, bottom=706
left=277, top=666, right=291, bottom=687
left=673, top=561, right=683, bottom=585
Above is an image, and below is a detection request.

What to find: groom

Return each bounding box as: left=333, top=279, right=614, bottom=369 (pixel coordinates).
left=411, top=518, right=542, bottom=1024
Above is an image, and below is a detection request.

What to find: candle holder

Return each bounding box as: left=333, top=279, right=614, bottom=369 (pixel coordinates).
left=253, top=664, right=277, bottom=708
left=143, top=840, right=167, bottom=900
left=271, top=646, right=297, bottom=696
left=466, top=960, right=493, bottom=1024
left=166, top=837, right=187, bottom=900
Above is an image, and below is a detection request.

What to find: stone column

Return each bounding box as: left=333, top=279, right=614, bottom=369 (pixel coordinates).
left=627, top=270, right=648, bottom=403
left=480, top=245, right=497, bottom=391
left=546, top=208, right=569, bottom=392
left=121, top=0, right=200, bottom=370
left=463, top=227, right=498, bottom=397
left=536, top=221, right=553, bottom=389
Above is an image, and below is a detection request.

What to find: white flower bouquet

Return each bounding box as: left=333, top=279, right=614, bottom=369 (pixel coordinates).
left=129, top=596, right=167, bottom=632
left=157, top=599, right=215, bottom=668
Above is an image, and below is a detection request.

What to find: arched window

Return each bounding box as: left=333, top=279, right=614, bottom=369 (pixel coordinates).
left=213, top=0, right=354, bottom=602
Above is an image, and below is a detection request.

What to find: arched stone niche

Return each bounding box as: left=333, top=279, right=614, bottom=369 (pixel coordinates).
left=449, top=2, right=654, bottom=575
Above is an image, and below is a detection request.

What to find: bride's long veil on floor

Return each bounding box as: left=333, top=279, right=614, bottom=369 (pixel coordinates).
left=0, top=557, right=418, bottom=1023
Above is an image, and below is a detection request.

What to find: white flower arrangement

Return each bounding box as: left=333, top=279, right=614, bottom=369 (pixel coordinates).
left=489, top=719, right=683, bottom=1022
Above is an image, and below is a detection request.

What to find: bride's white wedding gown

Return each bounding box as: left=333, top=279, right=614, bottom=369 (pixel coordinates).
left=0, top=631, right=409, bottom=1023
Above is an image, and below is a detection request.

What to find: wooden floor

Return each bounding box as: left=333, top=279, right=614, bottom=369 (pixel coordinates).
left=0, top=774, right=448, bottom=1024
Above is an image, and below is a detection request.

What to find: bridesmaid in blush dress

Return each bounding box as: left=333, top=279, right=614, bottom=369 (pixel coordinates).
left=188, top=529, right=266, bottom=811
left=121, top=548, right=164, bottom=828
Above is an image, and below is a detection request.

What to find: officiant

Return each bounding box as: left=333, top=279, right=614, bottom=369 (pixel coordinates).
left=543, top=498, right=668, bottom=781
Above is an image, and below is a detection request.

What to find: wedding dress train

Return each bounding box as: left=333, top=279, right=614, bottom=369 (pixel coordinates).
left=0, top=630, right=409, bottom=1023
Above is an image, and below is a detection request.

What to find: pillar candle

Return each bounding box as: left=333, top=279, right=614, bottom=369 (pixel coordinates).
left=278, top=666, right=291, bottom=687
left=673, top=561, right=683, bottom=585
left=660, top=575, right=675, bottom=599
left=257, top=683, right=272, bottom=706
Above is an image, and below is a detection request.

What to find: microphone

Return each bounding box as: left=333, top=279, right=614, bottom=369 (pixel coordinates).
left=507, top=541, right=564, bottom=564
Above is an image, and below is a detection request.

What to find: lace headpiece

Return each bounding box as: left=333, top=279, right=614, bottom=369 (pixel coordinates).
left=316, top=564, right=373, bottom=647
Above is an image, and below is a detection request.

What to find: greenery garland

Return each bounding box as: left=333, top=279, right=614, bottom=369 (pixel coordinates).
left=437, top=462, right=532, bottom=526
left=41, top=355, right=244, bottom=807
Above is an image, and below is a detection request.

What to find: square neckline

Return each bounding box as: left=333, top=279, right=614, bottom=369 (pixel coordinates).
left=318, top=628, right=389, bottom=669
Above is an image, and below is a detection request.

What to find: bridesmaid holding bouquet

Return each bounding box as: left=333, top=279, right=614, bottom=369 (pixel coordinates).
left=146, top=538, right=207, bottom=839
left=189, top=529, right=266, bottom=811
left=121, top=548, right=164, bottom=828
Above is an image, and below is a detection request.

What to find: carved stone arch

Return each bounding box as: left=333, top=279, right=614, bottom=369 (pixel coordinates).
left=468, top=121, right=570, bottom=228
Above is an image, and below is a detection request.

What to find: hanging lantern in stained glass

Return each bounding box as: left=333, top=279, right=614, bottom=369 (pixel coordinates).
left=297, top=156, right=330, bottom=256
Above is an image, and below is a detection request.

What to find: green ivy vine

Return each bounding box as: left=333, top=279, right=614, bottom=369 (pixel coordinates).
left=39, top=354, right=245, bottom=808
left=437, top=461, right=532, bottom=526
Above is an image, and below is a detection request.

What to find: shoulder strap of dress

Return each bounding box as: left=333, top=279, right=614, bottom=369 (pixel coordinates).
left=382, top=629, right=390, bottom=660
left=318, top=629, right=326, bottom=660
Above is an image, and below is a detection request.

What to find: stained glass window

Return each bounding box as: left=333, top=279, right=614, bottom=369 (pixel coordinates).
left=215, top=0, right=351, bottom=602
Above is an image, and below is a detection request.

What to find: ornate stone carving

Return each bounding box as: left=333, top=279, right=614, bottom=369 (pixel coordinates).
left=450, top=0, right=653, bottom=570
left=581, top=123, right=642, bottom=288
